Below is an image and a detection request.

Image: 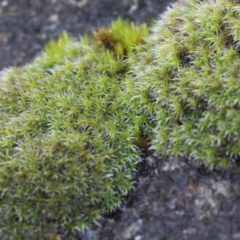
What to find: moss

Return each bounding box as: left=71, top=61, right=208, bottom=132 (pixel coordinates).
left=2, top=0, right=240, bottom=238
left=0, top=19, right=148, bottom=239
left=129, top=0, right=240, bottom=168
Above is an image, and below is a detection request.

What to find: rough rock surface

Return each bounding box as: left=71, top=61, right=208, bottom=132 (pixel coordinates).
left=0, top=0, right=174, bottom=70
left=1, top=1, right=240, bottom=240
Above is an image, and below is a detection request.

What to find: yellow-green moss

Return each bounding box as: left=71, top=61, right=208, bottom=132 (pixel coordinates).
left=129, top=0, right=240, bottom=167
left=0, top=19, right=148, bottom=239
left=2, top=0, right=240, bottom=238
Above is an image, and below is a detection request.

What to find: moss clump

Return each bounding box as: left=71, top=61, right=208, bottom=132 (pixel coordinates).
left=0, top=19, right=148, bottom=239
left=128, top=0, right=240, bottom=167
left=2, top=0, right=240, bottom=238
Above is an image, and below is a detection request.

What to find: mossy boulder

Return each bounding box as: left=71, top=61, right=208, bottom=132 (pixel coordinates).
left=1, top=0, right=240, bottom=238
left=128, top=0, right=240, bottom=167
left=0, top=19, right=148, bottom=239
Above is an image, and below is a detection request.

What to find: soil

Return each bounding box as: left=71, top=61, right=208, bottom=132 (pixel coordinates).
left=1, top=1, right=240, bottom=240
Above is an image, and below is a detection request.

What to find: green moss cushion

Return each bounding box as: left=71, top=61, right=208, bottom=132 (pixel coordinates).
left=2, top=0, right=240, bottom=238
left=0, top=19, right=148, bottom=239
left=128, top=0, right=240, bottom=167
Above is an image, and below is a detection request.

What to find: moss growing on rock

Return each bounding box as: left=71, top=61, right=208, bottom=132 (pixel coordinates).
left=0, top=19, right=148, bottom=239
left=128, top=0, right=240, bottom=167
left=2, top=0, right=240, bottom=238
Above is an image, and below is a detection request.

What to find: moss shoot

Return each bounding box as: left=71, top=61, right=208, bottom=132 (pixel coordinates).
left=1, top=0, right=240, bottom=238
